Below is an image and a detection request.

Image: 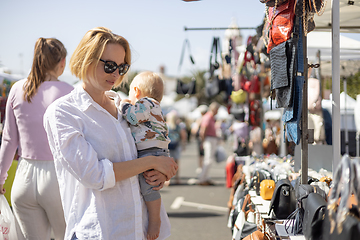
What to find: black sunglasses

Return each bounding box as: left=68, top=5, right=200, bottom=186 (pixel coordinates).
left=99, top=59, right=130, bottom=76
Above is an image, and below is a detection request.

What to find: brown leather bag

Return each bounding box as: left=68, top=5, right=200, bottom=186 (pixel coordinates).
left=243, top=219, right=272, bottom=240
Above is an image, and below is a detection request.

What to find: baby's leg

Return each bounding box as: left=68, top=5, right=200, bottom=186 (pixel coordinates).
left=145, top=198, right=161, bottom=240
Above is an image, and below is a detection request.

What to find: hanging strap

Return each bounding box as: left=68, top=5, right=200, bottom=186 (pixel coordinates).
left=209, top=37, right=223, bottom=76
left=178, top=39, right=195, bottom=73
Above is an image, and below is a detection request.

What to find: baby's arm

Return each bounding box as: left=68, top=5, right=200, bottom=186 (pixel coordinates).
left=120, top=98, right=151, bottom=125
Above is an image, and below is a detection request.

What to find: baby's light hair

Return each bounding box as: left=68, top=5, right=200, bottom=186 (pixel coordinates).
left=132, top=71, right=164, bottom=102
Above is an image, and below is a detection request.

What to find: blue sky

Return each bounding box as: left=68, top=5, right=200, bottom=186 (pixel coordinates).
left=1, top=0, right=359, bottom=85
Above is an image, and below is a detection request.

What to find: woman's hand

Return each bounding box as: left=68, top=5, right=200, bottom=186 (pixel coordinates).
left=0, top=184, right=5, bottom=194
left=154, top=156, right=178, bottom=181
left=143, top=170, right=166, bottom=191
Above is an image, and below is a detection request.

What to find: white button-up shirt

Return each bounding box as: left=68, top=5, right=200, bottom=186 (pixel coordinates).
left=43, top=85, right=171, bottom=240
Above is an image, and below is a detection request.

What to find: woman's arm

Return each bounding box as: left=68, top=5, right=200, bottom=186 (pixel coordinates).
left=44, top=100, right=177, bottom=191
left=112, top=155, right=177, bottom=182
left=0, top=90, right=20, bottom=186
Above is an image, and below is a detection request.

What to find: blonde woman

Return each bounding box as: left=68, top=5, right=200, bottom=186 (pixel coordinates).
left=44, top=27, right=177, bottom=240
left=0, top=37, right=73, bottom=239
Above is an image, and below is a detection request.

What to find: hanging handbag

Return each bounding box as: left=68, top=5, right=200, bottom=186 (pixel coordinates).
left=176, top=78, right=197, bottom=95
left=176, top=39, right=197, bottom=96
left=269, top=14, right=299, bottom=109
left=231, top=89, right=248, bottom=104
left=205, top=75, right=220, bottom=99
left=266, top=0, right=295, bottom=53
left=205, top=37, right=222, bottom=99
left=282, top=17, right=303, bottom=145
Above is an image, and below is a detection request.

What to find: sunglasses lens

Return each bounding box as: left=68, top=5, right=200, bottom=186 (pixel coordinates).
left=101, top=59, right=129, bottom=75
left=119, top=64, right=129, bottom=75
left=104, top=62, right=117, bottom=74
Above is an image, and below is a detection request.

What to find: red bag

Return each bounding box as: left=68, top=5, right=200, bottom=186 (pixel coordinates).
left=244, top=75, right=260, bottom=94
left=249, top=100, right=261, bottom=127
left=266, top=0, right=295, bottom=53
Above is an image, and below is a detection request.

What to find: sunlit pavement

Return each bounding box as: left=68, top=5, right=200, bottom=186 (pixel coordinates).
left=161, top=138, right=233, bottom=240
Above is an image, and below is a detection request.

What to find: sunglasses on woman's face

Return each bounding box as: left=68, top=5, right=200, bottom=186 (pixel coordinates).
left=99, top=59, right=130, bottom=76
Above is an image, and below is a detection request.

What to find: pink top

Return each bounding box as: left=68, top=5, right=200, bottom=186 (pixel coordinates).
left=201, top=111, right=217, bottom=137
left=0, top=79, right=73, bottom=184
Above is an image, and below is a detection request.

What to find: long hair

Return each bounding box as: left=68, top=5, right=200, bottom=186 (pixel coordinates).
left=24, top=38, right=67, bottom=102
left=69, top=27, right=131, bottom=87
left=24, top=38, right=67, bottom=103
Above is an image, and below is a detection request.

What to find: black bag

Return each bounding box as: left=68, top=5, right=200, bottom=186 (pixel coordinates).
left=176, top=78, right=197, bottom=95
left=176, top=39, right=196, bottom=96
left=205, top=37, right=222, bottom=99
left=205, top=75, right=220, bottom=99
left=250, top=169, right=272, bottom=196
left=235, top=139, right=248, bottom=156
left=268, top=179, right=296, bottom=219
left=303, top=192, right=327, bottom=240
left=285, top=183, right=327, bottom=235
left=295, top=184, right=326, bottom=209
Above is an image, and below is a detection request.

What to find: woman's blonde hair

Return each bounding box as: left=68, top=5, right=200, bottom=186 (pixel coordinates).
left=132, top=71, right=164, bottom=102
left=166, top=110, right=178, bottom=130
left=69, top=27, right=131, bottom=87
left=24, top=38, right=67, bottom=102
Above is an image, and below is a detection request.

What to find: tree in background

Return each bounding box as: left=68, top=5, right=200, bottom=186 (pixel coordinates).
left=324, top=70, right=360, bottom=99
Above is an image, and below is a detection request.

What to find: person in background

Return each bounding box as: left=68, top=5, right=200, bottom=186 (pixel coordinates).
left=120, top=71, right=170, bottom=240
left=166, top=110, right=187, bottom=185
left=191, top=105, right=208, bottom=174
left=198, top=101, right=220, bottom=186
left=43, top=27, right=177, bottom=240
left=248, top=126, right=263, bottom=157
left=229, top=112, right=249, bottom=157
left=0, top=37, right=73, bottom=240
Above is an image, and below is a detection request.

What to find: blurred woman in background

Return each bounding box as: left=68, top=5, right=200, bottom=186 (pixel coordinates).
left=0, top=37, right=73, bottom=239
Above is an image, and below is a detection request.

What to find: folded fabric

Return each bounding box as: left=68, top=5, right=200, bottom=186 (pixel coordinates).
left=270, top=23, right=298, bottom=108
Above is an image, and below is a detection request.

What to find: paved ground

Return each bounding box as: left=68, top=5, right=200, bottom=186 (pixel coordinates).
left=160, top=138, right=234, bottom=240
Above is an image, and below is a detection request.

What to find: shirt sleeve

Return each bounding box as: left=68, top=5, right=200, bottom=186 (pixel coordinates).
left=120, top=98, right=152, bottom=126
left=0, top=91, right=20, bottom=184
left=43, top=102, right=115, bottom=191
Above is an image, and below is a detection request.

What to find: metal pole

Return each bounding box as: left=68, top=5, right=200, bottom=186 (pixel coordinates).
left=344, top=79, right=349, bottom=154
left=184, top=26, right=256, bottom=31
left=357, top=131, right=359, bottom=157
left=332, top=0, right=341, bottom=170
left=316, top=50, right=322, bottom=98
left=301, top=28, right=309, bottom=185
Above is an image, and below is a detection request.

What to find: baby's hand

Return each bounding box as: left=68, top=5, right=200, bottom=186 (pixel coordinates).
left=121, top=99, right=132, bottom=105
